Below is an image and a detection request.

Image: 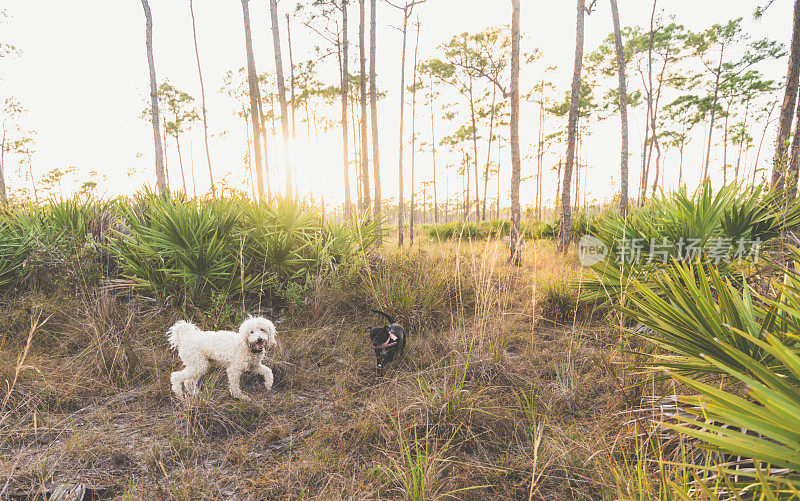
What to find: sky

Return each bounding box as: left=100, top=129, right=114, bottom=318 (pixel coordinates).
left=0, top=0, right=793, bottom=210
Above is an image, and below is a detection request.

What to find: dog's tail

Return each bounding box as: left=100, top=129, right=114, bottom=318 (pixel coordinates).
left=167, top=320, right=196, bottom=350
left=370, top=309, right=395, bottom=325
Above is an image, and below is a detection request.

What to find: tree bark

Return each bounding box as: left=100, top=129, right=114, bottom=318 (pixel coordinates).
left=559, top=0, right=585, bottom=253
left=189, top=0, right=214, bottom=197
left=469, top=77, right=480, bottom=221
left=359, top=0, right=371, bottom=216
left=370, top=0, right=382, bottom=238
left=788, top=91, right=800, bottom=198
left=703, top=45, right=725, bottom=180
left=140, top=0, right=167, bottom=194
left=773, top=0, right=800, bottom=190
left=410, top=18, right=420, bottom=245
left=269, top=0, right=293, bottom=199
left=755, top=101, right=777, bottom=187
left=610, top=0, right=629, bottom=216
left=340, top=3, right=352, bottom=220
left=429, top=73, right=438, bottom=224
left=483, top=85, right=496, bottom=222
left=286, top=13, right=297, bottom=139
left=509, top=0, right=522, bottom=265
left=397, top=5, right=409, bottom=247
left=240, top=0, right=265, bottom=199
left=258, top=97, right=272, bottom=199
left=175, top=132, right=188, bottom=195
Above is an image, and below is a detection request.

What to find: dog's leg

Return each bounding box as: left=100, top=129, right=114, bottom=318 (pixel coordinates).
left=170, top=370, right=186, bottom=398
left=172, top=360, right=208, bottom=399
left=184, top=379, right=199, bottom=397
left=255, top=363, right=273, bottom=391
left=226, top=366, right=250, bottom=401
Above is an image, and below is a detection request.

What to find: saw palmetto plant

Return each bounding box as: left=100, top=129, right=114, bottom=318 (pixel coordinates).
left=618, top=247, right=800, bottom=496
left=583, top=182, right=800, bottom=306
left=107, top=193, right=382, bottom=305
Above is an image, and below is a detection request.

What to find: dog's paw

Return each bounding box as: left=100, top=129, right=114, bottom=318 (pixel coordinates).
left=264, top=372, right=274, bottom=392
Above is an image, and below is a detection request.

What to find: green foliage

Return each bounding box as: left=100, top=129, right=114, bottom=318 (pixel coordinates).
left=364, top=249, right=455, bottom=326
left=0, top=214, right=30, bottom=288
left=538, top=275, right=576, bottom=325
left=619, top=248, right=800, bottom=495
left=583, top=181, right=800, bottom=305
left=423, top=213, right=596, bottom=243
left=109, top=193, right=382, bottom=306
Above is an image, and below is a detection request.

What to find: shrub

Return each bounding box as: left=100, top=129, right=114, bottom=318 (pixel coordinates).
left=582, top=181, right=800, bottom=305
left=424, top=212, right=599, bottom=243
left=620, top=251, right=800, bottom=496
left=108, top=193, right=382, bottom=307
left=537, top=275, right=576, bottom=325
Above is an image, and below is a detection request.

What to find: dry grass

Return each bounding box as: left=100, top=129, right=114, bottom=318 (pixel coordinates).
left=0, top=233, right=636, bottom=500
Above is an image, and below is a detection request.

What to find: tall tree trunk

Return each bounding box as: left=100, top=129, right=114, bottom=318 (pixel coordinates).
left=610, top=0, right=629, bottom=216
left=429, top=74, right=438, bottom=224
left=483, top=85, right=496, bottom=221
left=244, top=112, right=255, bottom=199
left=703, top=45, right=725, bottom=179
left=773, top=0, right=800, bottom=190
left=397, top=5, right=409, bottom=247
left=286, top=13, right=297, bottom=138
left=240, top=0, right=265, bottom=199
left=190, top=139, right=197, bottom=197
left=509, top=0, right=522, bottom=265
left=723, top=102, right=730, bottom=184
left=638, top=3, right=656, bottom=206
left=370, top=0, right=382, bottom=238
left=559, top=0, right=585, bottom=253
left=735, top=97, right=751, bottom=184
left=258, top=98, right=272, bottom=199
left=269, top=0, right=293, bottom=199
left=339, top=1, right=352, bottom=220
left=140, top=0, right=167, bottom=194
left=359, top=0, right=371, bottom=216
left=469, top=77, right=480, bottom=221
left=537, top=78, right=544, bottom=220
left=555, top=158, right=562, bottom=210
left=189, top=0, right=215, bottom=197
left=756, top=101, right=777, bottom=187
left=163, top=116, right=170, bottom=189
left=175, top=133, right=188, bottom=195
left=497, top=141, right=501, bottom=220
left=351, top=98, right=361, bottom=210
left=788, top=92, right=800, bottom=198
left=410, top=18, right=420, bottom=245
left=27, top=154, right=38, bottom=204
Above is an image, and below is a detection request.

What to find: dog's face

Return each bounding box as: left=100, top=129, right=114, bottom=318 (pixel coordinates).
left=369, top=323, right=405, bottom=375
left=239, top=317, right=277, bottom=352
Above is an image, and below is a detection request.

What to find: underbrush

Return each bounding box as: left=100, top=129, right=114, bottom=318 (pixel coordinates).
left=0, top=222, right=623, bottom=499
left=423, top=210, right=599, bottom=243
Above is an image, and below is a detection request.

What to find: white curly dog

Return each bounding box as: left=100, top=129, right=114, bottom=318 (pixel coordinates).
left=167, top=316, right=278, bottom=401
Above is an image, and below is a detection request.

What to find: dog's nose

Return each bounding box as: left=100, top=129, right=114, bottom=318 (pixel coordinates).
left=257, top=337, right=263, bottom=343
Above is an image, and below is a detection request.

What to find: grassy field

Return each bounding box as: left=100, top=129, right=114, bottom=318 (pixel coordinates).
left=3, top=186, right=800, bottom=499
left=0, top=221, right=640, bottom=500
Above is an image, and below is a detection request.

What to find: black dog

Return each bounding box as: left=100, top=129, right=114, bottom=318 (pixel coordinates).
left=367, top=309, right=406, bottom=376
